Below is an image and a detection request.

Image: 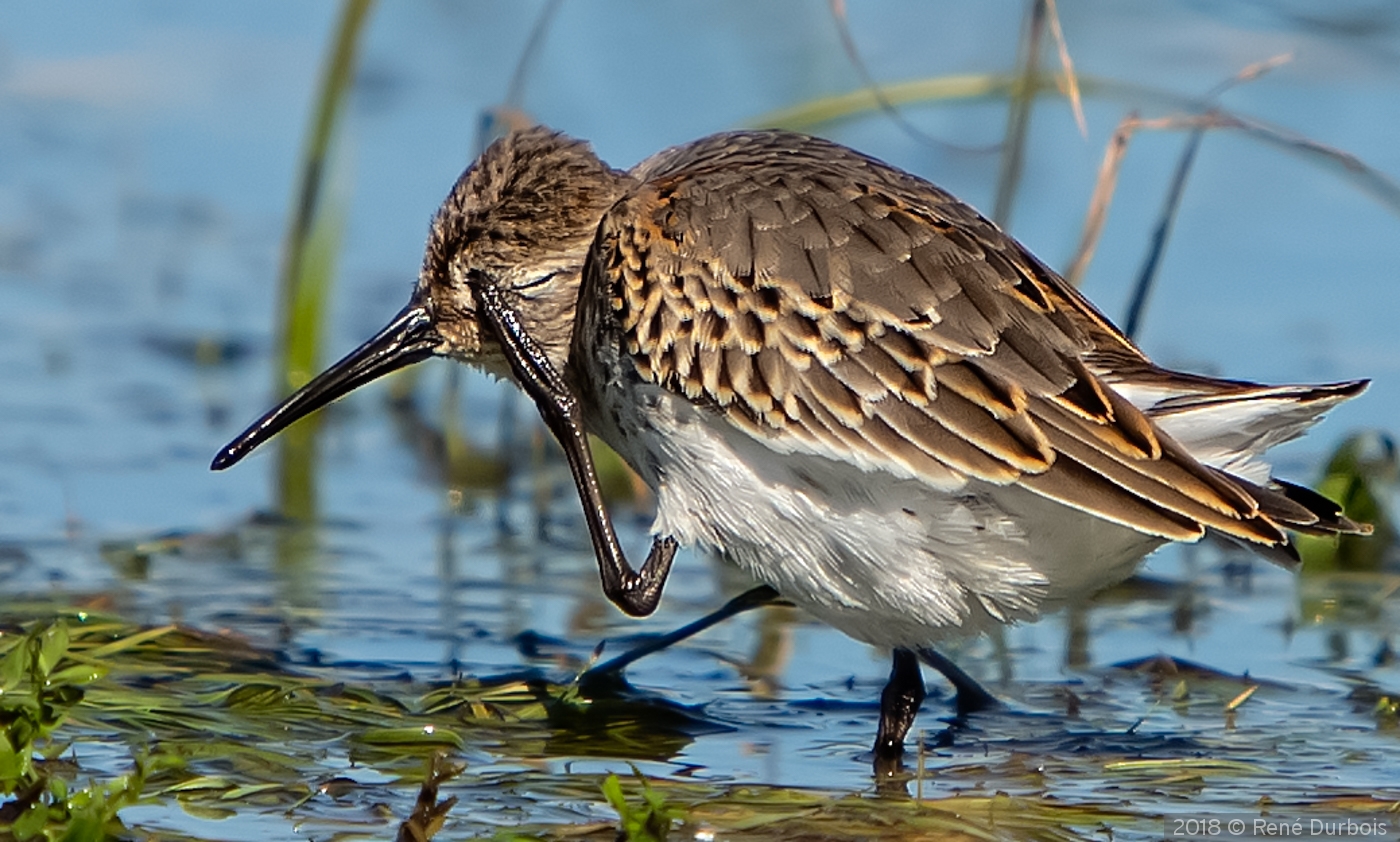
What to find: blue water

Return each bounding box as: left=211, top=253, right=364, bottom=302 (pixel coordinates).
left=2, top=2, right=1398, bottom=837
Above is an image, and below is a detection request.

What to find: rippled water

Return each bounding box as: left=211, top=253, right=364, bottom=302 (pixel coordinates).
left=2, top=2, right=1399, bottom=838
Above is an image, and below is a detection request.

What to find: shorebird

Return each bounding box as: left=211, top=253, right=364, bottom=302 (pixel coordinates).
left=214, top=126, right=1368, bottom=769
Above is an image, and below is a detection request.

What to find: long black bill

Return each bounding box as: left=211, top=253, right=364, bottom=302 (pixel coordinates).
left=211, top=303, right=440, bottom=471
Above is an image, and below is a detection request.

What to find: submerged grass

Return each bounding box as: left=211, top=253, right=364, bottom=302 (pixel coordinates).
left=1, top=596, right=1398, bottom=840
left=0, top=605, right=698, bottom=838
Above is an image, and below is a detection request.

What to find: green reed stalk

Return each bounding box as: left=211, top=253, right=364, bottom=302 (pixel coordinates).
left=272, top=0, right=375, bottom=522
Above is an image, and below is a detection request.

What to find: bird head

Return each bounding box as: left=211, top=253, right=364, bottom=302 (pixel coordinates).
left=212, top=126, right=629, bottom=470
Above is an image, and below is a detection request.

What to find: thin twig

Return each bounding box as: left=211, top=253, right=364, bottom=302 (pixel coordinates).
left=1065, top=112, right=1135, bottom=287
left=1209, top=51, right=1293, bottom=99
left=1044, top=0, right=1086, bottom=137
left=1119, top=54, right=1293, bottom=330
left=1065, top=84, right=1400, bottom=289
left=1225, top=684, right=1260, bottom=713
left=1123, top=123, right=1203, bottom=339
left=475, top=0, right=562, bottom=153
left=505, top=0, right=564, bottom=108
left=993, top=0, right=1049, bottom=228
left=580, top=586, right=783, bottom=686
left=826, top=0, right=963, bottom=151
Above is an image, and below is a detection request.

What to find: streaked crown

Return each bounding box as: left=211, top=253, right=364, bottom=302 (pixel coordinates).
left=419, top=127, right=632, bottom=377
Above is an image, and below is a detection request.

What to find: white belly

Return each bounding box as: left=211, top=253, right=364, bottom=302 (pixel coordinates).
left=595, top=383, right=1166, bottom=649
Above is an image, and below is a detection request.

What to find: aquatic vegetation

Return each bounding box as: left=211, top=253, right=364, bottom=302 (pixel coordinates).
left=0, top=601, right=1396, bottom=840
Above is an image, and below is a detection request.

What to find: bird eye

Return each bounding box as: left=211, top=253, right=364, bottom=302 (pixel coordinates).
left=515, top=270, right=561, bottom=292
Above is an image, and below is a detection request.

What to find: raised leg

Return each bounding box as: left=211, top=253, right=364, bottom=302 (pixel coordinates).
left=874, top=648, right=926, bottom=762
left=476, top=284, right=675, bottom=617
left=582, top=585, right=783, bottom=684
left=576, top=588, right=778, bottom=680
left=917, top=648, right=998, bottom=716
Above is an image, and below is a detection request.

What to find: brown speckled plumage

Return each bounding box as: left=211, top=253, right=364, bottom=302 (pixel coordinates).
left=577, top=131, right=1363, bottom=554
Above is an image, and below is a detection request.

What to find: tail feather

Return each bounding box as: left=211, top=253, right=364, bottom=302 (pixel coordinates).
left=1272, top=478, right=1372, bottom=536
left=1113, top=374, right=1372, bottom=562
left=1096, top=377, right=1363, bottom=485
left=1143, top=379, right=1368, bottom=484
left=1200, top=472, right=1371, bottom=571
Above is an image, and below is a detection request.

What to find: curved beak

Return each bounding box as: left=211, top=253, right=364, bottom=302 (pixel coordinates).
left=211, top=303, right=440, bottom=470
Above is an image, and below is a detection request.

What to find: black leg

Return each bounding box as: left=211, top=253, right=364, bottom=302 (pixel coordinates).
left=873, top=648, right=997, bottom=777
left=874, top=648, right=926, bottom=763
left=916, top=648, right=998, bottom=716
left=582, top=585, right=783, bottom=684
left=477, top=284, right=676, bottom=617
left=574, top=580, right=784, bottom=692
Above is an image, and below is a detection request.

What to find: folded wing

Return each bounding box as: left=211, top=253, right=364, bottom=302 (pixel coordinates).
left=586, top=131, right=1365, bottom=561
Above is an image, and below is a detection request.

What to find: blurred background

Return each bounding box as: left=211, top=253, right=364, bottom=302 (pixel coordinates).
left=1, top=1, right=1398, bottom=836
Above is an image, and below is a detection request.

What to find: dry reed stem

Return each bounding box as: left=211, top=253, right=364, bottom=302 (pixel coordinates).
left=1044, top=0, right=1087, bottom=137
left=1065, top=104, right=1400, bottom=289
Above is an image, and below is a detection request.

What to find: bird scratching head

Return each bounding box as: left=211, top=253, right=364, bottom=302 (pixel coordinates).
left=420, top=127, right=631, bottom=378
left=211, top=126, right=628, bottom=471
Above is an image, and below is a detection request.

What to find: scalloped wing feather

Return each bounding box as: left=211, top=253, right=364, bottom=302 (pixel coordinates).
left=590, top=131, right=1354, bottom=555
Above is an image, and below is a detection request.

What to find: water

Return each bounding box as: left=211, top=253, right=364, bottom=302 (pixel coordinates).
left=2, top=2, right=1399, bottom=838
